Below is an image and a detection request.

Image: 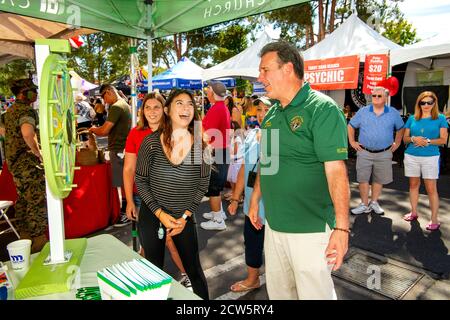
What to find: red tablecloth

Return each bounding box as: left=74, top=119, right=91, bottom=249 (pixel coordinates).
left=0, top=162, right=18, bottom=203
left=0, top=162, right=120, bottom=238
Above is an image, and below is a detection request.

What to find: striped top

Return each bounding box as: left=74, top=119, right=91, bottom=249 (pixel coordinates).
left=135, top=131, right=211, bottom=218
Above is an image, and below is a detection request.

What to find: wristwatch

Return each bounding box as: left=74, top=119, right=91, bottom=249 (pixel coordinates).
left=182, top=213, right=189, bottom=221
left=426, top=138, right=431, bottom=145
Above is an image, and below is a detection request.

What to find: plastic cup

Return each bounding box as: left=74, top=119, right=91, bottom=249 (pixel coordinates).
left=6, top=239, right=32, bottom=270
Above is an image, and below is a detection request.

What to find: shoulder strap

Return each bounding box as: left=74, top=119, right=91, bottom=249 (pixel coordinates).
left=251, top=156, right=259, bottom=172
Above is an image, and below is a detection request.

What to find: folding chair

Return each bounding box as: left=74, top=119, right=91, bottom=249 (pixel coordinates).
left=0, top=200, right=20, bottom=239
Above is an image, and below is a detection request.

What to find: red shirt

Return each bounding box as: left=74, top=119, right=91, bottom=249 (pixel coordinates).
left=202, top=100, right=231, bottom=149
left=125, top=126, right=153, bottom=193
left=125, top=127, right=153, bottom=154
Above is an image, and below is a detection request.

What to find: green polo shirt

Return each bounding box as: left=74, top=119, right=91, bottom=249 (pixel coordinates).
left=106, top=99, right=131, bottom=151
left=260, top=82, right=348, bottom=233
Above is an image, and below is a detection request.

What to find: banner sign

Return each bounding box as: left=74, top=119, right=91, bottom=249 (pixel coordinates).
left=138, top=78, right=235, bottom=91
left=416, top=70, right=444, bottom=86
left=304, top=55, right=360, bottom=90
left=0, top=0, right=310, bottom=39
left=362, top=54, right=389, bottom=94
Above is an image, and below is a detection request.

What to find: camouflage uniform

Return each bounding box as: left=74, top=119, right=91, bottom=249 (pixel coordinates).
left=4, top=79, right=47, bottom=238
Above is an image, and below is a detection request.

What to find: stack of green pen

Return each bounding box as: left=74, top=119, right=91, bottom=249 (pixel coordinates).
left=75, top=286, right=101, bottom=300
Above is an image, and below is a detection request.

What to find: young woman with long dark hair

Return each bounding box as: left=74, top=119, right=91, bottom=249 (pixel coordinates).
left=135, top=89, right=211, bottom=299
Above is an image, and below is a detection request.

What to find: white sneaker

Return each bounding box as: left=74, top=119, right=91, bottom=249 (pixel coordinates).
left=369, top=201, right=384, bottom=215
left=203, top=210, right=227, bottom=221
left=200, top=218, right=226, bottom=231
left=351, top=203, right=372, bottom=215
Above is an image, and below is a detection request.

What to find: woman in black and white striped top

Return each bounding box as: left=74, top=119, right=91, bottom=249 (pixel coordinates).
left=135, top=89, right=211, bottom=300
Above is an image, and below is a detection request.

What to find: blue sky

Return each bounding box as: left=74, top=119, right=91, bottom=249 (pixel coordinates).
left=398, top=0, right=450, bottom=40
left=259, top=0, right=450, bottom=44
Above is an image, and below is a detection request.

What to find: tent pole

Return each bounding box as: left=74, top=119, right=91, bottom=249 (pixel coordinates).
left=130, top=38, right=138, bottom=127
left=129, top=37, right=138, bottom=253
left=148, top=34, right=152, bottom=93
left=387, top=50, right=392, bottom=108
left=201, top=82, right=205, bottom=118
left=147, top=0, right=153, bottom=93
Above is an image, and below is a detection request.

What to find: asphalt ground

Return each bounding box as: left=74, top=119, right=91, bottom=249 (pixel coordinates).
left=1, top=156, right=449, bottom=300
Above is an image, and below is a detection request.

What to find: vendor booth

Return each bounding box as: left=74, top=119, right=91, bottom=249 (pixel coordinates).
left=202, top=30, right=276, bottom=96
left=0, top=161, right=120, bottom=239
left=0, top=0, right=310, bottom=300
left=302, top=13, right=401, bottom=109
left=69, top=71, right=98, bottom=95
left=202, top=30, right=276, bottom=81
left=390, top=33, right=450, bottom=114
left=0, top=12, right=95, bottom=65
left=138, top=57, right=235, bottom=91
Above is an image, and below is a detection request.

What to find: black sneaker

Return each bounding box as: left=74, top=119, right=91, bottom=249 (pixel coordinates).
left=114, top=214, right=131, bottom=227
left=180, top=273, right=193, bottom=291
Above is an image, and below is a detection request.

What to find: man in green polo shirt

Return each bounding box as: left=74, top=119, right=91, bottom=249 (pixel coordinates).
left=248, top=41, right=350, bottom=300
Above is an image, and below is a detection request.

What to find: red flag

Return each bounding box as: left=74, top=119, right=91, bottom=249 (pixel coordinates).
left=69, top=36, right=84, bottom=49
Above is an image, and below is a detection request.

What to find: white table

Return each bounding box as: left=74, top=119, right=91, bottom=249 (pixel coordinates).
left=4, top=234, right=200, bottom=300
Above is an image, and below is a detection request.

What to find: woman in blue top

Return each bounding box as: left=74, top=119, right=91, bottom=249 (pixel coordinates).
left=402, top=91, right=449, bottom=231
left=227, top=96, right=271, bottom=292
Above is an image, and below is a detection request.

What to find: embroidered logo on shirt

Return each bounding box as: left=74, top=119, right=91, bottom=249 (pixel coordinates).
left=337, top=147, right=348, bottom=153
left=289, top=116, right=303, bottom=131
left=264, top=120, right=272, bottom=128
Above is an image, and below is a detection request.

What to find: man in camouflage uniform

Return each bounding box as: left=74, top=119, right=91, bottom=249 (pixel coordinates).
left=4, top=78, right=47, bottom=253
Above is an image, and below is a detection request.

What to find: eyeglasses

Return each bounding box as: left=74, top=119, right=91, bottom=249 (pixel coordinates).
left=371, top=94, right=383, bottom=98
left=419, top=100, right=434, bottom=106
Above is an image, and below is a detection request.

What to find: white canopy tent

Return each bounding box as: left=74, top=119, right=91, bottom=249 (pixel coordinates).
left=302, top=14, right=401, bottom=107
left=0, top=12, right=95, bottom=65
left=390, top=33, right=450, bottom=114
left=202, top=30, right=276, bottom=81
left=69, top=71, right=98, bottom=94
left=391, top=33, right=450, bottom=67
left=303, top=14, right=401, bottom=62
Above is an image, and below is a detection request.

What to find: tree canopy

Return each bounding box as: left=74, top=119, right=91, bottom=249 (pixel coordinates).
left=0, top=1, right=419, bottom=96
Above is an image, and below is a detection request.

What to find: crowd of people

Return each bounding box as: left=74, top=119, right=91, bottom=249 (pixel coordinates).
left=1, top=40, right=449, bottom=300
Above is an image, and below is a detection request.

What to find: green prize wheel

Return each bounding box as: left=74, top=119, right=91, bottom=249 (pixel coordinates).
left=39, top=53, right=77, bottom=199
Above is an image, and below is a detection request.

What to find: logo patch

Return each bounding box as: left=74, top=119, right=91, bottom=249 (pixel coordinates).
left=337, top=147, right=348, bottom=154
left=264, top=121, right=272, bottom=128
left=290, top=116, right=303, bottom=131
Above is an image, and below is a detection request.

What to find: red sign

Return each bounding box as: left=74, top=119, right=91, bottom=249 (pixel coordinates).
left=363, top=54, right=389, bottom=94
left=304, top=55, right=360, bottom=90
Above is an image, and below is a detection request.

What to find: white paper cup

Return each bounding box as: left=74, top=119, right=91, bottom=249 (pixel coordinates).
left=7, top=239, right=32, bottom=270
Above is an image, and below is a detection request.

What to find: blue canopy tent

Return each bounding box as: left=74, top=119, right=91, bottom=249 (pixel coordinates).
left=137, top=57, right=235, bottom=91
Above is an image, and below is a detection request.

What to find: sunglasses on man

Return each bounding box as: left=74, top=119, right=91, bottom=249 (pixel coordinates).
left=419, top=100, right=434, bottom=106
left=371, top=94, right=383, bottom=98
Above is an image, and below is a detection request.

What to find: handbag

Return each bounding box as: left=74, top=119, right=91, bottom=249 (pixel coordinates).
left=247, top=157, right=259, bottom=188
left=76, top=128, right=99, bottom=166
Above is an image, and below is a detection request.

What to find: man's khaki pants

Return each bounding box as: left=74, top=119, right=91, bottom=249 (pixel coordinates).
left=264, top=221, right=337, bottom=300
